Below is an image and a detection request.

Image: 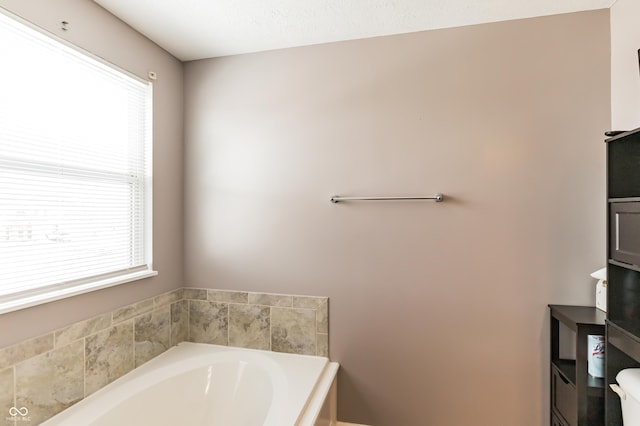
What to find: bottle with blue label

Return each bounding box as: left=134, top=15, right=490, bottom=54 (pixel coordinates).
left=588, top=335, right=605, bottom=378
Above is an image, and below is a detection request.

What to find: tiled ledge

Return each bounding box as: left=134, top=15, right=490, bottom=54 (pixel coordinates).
left=0, top=287, right=330, bottom=425
left=183, top=288, right=329, bottom=357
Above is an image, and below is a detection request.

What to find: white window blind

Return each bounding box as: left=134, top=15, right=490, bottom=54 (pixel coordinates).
left=0, top=11, right=155, bottom=313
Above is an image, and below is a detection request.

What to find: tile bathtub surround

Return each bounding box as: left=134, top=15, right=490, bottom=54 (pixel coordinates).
left=228, top=304, right=271, bottom=350
left=170, top=299, right=189, bottom=346
left=183, top=288, right=329, bottom=357
left=134, top=306, right=172, bottom=367
left=271, top=307, right=316, bottom=355
left=0, top=287, right=329, bottom=423
left=15, top=341, right=84, bottom=424
left=0, top=288, right=185, bottom=424
left=1, top=368, right=14, bottom=426
left=188, top=300, right=229, bottom=345
left=84, top=321, right=135, bottom=395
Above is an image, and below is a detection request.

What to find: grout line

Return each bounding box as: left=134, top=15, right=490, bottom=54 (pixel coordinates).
left=269, top=306, right=272, bottom=351
left=315, top=308, right=318, bottom=355
left=132, top=318, right=136, bottom=368
left=12, top=364, right=16, bottom=422
left=82, top=337, right=86, bottom=398
left=226, top=302, right=229, bottom=346
left=168, top=302, right=173, bottom=347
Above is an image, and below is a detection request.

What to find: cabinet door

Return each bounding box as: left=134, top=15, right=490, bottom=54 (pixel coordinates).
left=610, top=201, right=640, bottom=267
left=552, top=367, right=577, bottom=426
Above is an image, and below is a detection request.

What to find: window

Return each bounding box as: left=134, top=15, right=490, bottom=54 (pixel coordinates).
left=0, top=11, right=155, bottom=314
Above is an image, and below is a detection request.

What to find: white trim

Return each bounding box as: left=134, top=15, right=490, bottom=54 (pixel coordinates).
left=0, top=269, right=157, bottom=315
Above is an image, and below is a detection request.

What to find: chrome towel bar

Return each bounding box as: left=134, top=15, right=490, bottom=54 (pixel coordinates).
left=330, top=194, right=444, bottom=203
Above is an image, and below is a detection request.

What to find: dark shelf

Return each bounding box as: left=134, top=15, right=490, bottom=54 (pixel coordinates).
left=587, top=375, right=605, bottom=392
left=608, top=197, right=640, bottom=203
left=608, top=129, right=640, bottom=198
left=551, top=350, right=605, bottom=398
left=549, top=305, right=605, bottom=425
left=553, top=359, right=577, bottom=385
left=549, top=305, right=606, bottom=330
left=608, top=258, right=640, bottom=273
left=607, top=321, right=640, bottom=364
left=605, top=126, right=640, bottom=143
left=606, top=264, right=640, bottom=336
left=606, top=125, right=640, bottom=426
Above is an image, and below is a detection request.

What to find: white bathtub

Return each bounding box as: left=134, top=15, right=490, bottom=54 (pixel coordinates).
left=42, top=342, right=339, bottom=426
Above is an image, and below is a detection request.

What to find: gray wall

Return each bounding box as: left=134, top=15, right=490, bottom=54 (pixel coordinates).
left=611, top=0, right=640, bottom=129
left=0, top=0, right=184, bottom=348
left=0, top=4, right=612, bottom=425
left=184, top=10, right=610, bottom=425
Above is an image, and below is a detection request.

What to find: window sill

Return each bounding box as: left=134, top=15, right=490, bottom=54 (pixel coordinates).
left=0, top=269, right=158, bottom=315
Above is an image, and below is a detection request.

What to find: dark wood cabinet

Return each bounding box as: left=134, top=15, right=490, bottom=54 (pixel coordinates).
left=605, top=127, right=640, bottom=425
left=552, top=411, right=569, bottom=426
left=549, top=305, right=605, bottom=426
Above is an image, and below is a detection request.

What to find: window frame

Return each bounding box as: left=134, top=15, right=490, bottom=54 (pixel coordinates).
left=0, top=9, right=156, bottom=315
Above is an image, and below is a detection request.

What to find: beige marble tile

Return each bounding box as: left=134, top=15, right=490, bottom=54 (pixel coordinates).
left=248, top=293, right=293, bottom=307
left=183, top=288, right=208, bottom=300
left=112, top=298, right=154, bottom=324
left=292, top=295, right=325, bottom=309
left=208, top=289, right=248, bottom=304
left=171, top=300, right=189, bottom=346
left=135, top=306, right=171, bottom=367
left=154, top=288, right=184, bottom=307
left=0, top=334, right=54, bottom=370
left=0, top=412, right=15, bottom=426
left=54, top=313, right=111, bottom=348
left=271, top=307, right=316, bottom=355
left=188, top=301, right=228, bottom=345
left=293, top=296, right=329, bottom=333
left=317, top=333, right=329, bottom=357
left=0, top=368, right=14, bottom=426
left=85, top=322, right=134, bottom=396
left=15, top=341, right=83, bottom=425
left=228, top=304, right=270, bottom=350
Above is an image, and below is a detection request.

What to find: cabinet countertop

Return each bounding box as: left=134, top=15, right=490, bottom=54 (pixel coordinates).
left=549, top=305, right=606, bottom=329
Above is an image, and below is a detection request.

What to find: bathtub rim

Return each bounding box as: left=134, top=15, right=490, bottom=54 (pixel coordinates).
left=41, top=341, right=339, bottom=425
left=297, top=360, right=339, bottom=426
